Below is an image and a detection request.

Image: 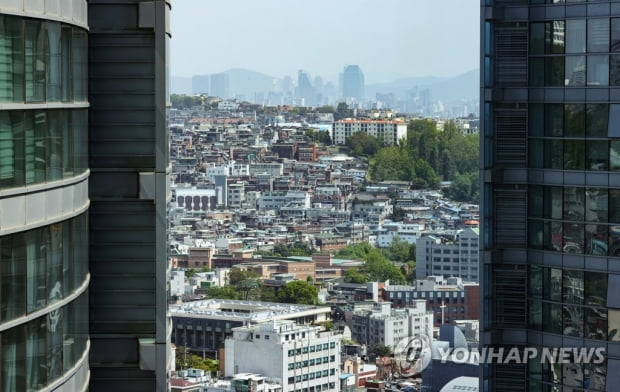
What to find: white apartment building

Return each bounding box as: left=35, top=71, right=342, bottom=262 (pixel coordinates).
left=225, top=321, right=341, bottom=392
left=218, top=100, right=239, bottom=111
left=250, top=162, right=284, bottom=177
left=351, top=199, right=392, bottom=223
left=205, top=161, right=250, bottom=182
left=331, top=119, right=407, bottom=145
left=350, top=301, right=433, bottom=351
left=375, top=222, right=424, bottom=247
left=415, top=228, right=480, bottom=282
left=258, top=191, right=311, bottom=210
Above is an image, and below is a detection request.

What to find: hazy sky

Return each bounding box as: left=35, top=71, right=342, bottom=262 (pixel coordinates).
left=171, top=0, right=480, bottom=83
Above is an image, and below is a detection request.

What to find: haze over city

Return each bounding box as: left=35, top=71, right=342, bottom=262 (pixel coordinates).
left=170, top=0, right=480, bottom=84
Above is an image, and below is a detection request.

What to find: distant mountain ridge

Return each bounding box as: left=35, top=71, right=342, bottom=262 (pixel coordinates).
left=171, top=68, right=479, bottom=102
left=366, top=69, right=479, bottom=102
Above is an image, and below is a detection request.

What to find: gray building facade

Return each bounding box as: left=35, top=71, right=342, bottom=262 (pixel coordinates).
left=88, top=0, right=171, bottom=390
left=482, top=1, right=620, bottom=391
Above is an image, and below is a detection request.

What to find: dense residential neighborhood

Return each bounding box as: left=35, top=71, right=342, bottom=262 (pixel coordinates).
left=167, top=99, right=481, bottom=391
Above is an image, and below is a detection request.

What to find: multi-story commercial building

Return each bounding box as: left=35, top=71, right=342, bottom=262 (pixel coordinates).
left=227, top=182, right=245, bottom=209
left=0, top=0, right=171, bottom=390
left=482, top=1, right=620, bottom=390
left=172, top=300, right=332, bottom=354
left=342, top=65, right=365, bottom=101
left=258, top=191, right=311, bottom=210
left=332, top=119, right=407, bottom=145
left=224, top=320, right=341, bottom=392
left=249, top=162, right=284, bottom=177
left=350, top=301, right=433, bottom=351
left=382, top=278, right=480, bottom=327
left=416, top=228, right=480, bottom=282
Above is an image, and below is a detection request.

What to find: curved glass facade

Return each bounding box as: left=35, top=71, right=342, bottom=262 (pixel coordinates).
left=0, top=15, right=87, bottom=104
left=0, top=10, right=89, bottom=392
left=0, top=291, right=88, bottom=391
left=0, top=213, right=88, bottom=322
left=0, top=109, right=88, bottom=189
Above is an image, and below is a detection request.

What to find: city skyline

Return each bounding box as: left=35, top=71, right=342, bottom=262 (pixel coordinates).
left=170, top=0, right=480, bottom=84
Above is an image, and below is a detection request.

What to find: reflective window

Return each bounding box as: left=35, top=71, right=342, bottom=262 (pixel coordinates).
left=586, top=307, right=607, bottom=340
left=543, top=302, right=562, bottom=334
left=0, top=213, right=88, bottom=323
left=565, top=56, right=586, bottom=86
left=612, top=19, right=620, bottom=52
left=587, top=104, right=608, bottom=137
left=0, top=292, right=88, bottom=390
left=587, top=140, right=608, bottom=170
left=0, top=109, right=87, bottom=189
left=609, top=309, right=620, bottom=341
left=564, top=140, right=585, bottom=170
left=587, top=55, right=609, bottom=86
left=545, top=104, right=563, bottom=137
left=566, top=19, right=586, bottom=54
left=24, top=20, right=45, bottom=102
left=588, top=19, right=609, bottom=53
left=585, top=272, right=606, bottom=307
left=564, top=104, right=584, bottom=137
left=0, top=16, right=24, bottom=102
left=563, top=270, right=583, bottom=305
left=0, top=15, right=86, bottom=104
left=563, top=302, right=583, bottom=337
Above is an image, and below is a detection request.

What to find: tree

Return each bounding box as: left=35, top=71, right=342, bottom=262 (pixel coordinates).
left=374, top=344, right=393, bottom=357
left=187, top=268, right=197, bottom=278
left=346, top=132, right=381, bottom=157
left=369, top=146, right=410, bottom=181
left=391, top=206, right=406, bottom=222
left=344, top=268, right=367, bottom=284
left=335, top=102, right=353, bottom=120
left=404, top=261, right=416, bottom=282
left=273, top=242, right=314, bottom=257
left=443, top=171, right=479, bottom=203
left=387, top=236, right=410, bottom=263
left=362, top=249, right=407, bottom=284
left=228, top=269, right=260, bottom=286
left=175, top=346, right=219, bottom=373
left=260, top=286, right=278, bottom=302
left=206, top=285, right=240, bottom=300
left=277, top=280, right=319, bottom=305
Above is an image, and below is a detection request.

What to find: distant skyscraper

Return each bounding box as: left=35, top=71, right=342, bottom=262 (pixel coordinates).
left=210, top=73, right=230, bottom=99
left=482, top=1, right=619, bottom=391
left=342, top=65, right=364, bottom=100
left=297, top=70, right=315, bottom=106
left=192, top=75, right=210, bottom=94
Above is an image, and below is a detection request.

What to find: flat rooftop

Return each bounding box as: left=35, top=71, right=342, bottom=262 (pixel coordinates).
left=170, top=299, right=331, bottom=322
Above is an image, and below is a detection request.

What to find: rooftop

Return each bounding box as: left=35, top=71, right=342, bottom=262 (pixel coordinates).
left=170, top=299, right=330, bottom=322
